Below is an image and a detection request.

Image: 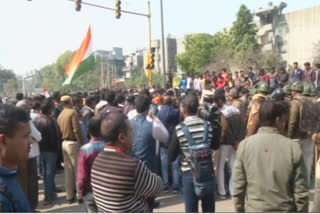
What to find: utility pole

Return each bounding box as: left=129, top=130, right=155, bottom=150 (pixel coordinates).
left=22, top=76, right=25, bottom=95
left=160, top=0, right=166, bottom=87
left=100, top=61, right=104, bottom=89
left=147, top=1, right=152, bottom=87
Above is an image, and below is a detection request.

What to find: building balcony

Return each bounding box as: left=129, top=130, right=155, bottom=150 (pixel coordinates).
left=257, top=24, right=273, bottom=37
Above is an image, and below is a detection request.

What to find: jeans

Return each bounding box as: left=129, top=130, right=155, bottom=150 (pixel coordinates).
left=41, top=152, right=57, bottom=201
left=299, top=139, right=314, bottom=187
left=182, top=171, right=215, bottom=213
left=83, top=192, right=98, bottom=213
left=160, top=147, right=180, bottom=189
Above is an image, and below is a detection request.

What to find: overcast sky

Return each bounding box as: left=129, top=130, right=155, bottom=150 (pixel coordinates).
left=1, top=0, right=319, bottom=75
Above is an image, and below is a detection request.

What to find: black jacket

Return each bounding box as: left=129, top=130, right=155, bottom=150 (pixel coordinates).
left=36, top=115, right=61, bottom=153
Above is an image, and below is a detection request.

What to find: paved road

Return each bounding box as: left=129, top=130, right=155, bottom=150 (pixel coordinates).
left=37, top=171, right=315, bottom=212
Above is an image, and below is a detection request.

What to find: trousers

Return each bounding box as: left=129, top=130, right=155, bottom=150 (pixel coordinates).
left=182, top=171, right=215, bottom=212
left=217, top=145, right=236, bottom=196
left=62, top=140, right=79, bottom=200
left=160, top=147, right=180, bottom=189
left=299, top=139, right=314, bottom=187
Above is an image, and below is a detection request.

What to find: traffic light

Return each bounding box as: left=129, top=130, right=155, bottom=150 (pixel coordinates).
left=145, top=54, right=151, bottom=69
left=145, top=53, right=155, bottom=70
left=149, top=53, right=155, bottom=69
left=115, top=0, right=121, bottom=19
left=75, top=0, right=81, bottom=11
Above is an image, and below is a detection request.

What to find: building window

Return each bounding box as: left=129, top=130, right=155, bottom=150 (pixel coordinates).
left=266, top=14, right=273, bottom=24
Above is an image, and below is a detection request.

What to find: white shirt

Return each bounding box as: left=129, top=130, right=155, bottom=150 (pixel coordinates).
left=128, top=110, right=169, bottom=144
left=194, top=78, right=202, bottom=91
left=186, top=77, right=192, bottom=89
left=29, top=120, right=41, bottom=158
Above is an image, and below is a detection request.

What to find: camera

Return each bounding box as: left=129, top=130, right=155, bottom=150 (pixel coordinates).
left=198, top=103, right=220, bottom=122
left=198, top=103, right=221, bottom=150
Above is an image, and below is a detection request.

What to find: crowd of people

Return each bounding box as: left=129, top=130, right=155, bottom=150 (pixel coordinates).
left=0, top=60, right=319, bottom=212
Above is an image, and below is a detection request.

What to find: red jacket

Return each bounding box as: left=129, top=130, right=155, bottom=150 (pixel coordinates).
left=216, top=78, right=225, bottom=89
left=260, top=75, right=270, bottom=84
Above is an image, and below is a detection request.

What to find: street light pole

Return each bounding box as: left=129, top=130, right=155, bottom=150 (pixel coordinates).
left=160, top=0, right=166, bottom=87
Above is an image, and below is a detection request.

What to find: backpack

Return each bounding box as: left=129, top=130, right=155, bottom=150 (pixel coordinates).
left=180, top=121, right=215, bottom=197
left=299, top=97, right=319, bottom=137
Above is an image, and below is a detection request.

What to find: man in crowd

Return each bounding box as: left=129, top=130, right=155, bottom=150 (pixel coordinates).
left=98, top=90, right=121, bottom=118
left=57, top=95, right=84, bottom=204
left=222, top=68, right=229, bottom=88
left=278, top=67, right=289, bottom=87
left=52, top=91, right=62, bottom=119
left=193, top=74, right=202, bottom=92
left=130, top=94, right=168, bottom=173
left=288, top=81, right=314, bottom=187
left=16, top=100, right=41, bottom=211
left=292, top=62, right=304, bottom=82
left=180, top=74, right=187, bottom=91
left=130, top=94, right=168, bottom=209
left=77, top=118, right=104, bottom=212
left=169, top=94, right=215, bottom=212
left=303, top=62, right=315, bottom=84
left=233, top=100, right=309, bottom=212
left=72, top=94, right=89, bottom=145
left=247, top=82, right=269, bottom=136
left=258, top=69, right=269, bottom=84
left=157, top=95, right=180, bottom=193
left=16, top=93, right=24, bottom=102
left=269, top=67, right=279, bottom=90
left=81, top=96, right=96, bottom=127
left=91, top=112, right=162, bottom=212
left=36, top=99, right=61, bottom=205
left=226, top=88, right=246, bottom=123
left=0, top=104, right=33, bottom=212
left=215, top=89, right=245, bottom=198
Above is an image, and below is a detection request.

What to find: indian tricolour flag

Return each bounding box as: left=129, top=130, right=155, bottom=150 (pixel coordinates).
left=62, top=27, right=96, bottom=86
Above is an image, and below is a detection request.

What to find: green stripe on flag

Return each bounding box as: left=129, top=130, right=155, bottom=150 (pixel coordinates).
left=62, top=54, right=96, bottom=86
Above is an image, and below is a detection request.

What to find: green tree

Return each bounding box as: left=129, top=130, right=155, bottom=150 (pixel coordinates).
left=0, top=66, right=16, bottom=94
left=3, top=79, right=18, bottom=97
left=230, top=5, right=258, bottom=57
left=127, top=71, right=165, bottom=89
left=176, top=33, right=215, bottom=74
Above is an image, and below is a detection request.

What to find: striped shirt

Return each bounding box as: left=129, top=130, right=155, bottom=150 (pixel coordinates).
left=91, top=146, right=163, bottom=212
left=169, top=116, right=213, bottom=172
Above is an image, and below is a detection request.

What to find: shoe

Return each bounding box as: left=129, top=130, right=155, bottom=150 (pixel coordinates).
left=67, top=198, right=75, bottom=204
left=163, top=186, right=169, bottom=193
left=78, top=198, right=83, bottom=204
left=153, top=201, right=160, bottom=209
left=54, top=187, right=63, bottom=193
left=216, top=192, right=227, bottom=200
left=44, top=197, right=56, bottom=205
left=44, top=200, right=53, bottom=205
left=172, top=188, right=179, bottom=194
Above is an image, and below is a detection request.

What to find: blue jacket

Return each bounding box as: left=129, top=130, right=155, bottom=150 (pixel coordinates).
left=292, top=69, right=304, bottom=81
left=180, top=79, right=187, bottom=91
left=157, top=105, right=180, bottom=147
left=0, top=168, right=32, bottom=212
left=130, top=115, right=156, bottom=173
